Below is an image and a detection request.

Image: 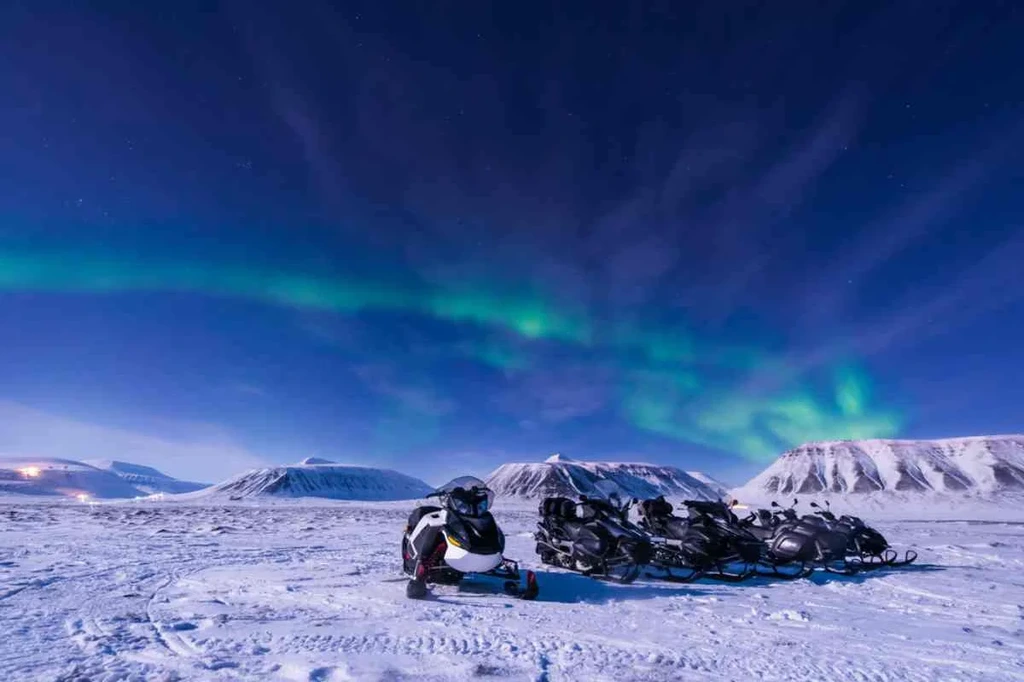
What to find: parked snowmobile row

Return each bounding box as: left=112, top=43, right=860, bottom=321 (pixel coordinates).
left=399, top=479, right=916, bottom=598
left=533, top=493, right=916, bottom=585
left=632, top=495, right=917, bottom=583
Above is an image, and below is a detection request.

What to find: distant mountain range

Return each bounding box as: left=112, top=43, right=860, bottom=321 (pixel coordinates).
left=186, top=457, right=433, bottom=501
left=731, top=435, right=1024, bottom=502
left=485, top=453, right=721, bottom=501
left=8, top=436, right=1023, bottom=515
left=84, top=459, right=208, bottom=494
left=0, top=457, right=202, bottom=499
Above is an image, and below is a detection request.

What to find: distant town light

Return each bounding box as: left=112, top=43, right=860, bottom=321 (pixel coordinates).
left=18, top=466, right=41, bottom=478
left=76, top=493, right=90, bottom=503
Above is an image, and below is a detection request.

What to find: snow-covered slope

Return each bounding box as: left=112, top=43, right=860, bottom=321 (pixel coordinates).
left=0, top=457, right=145, bottom=499
left=732, top=435, right=1024, bottom=504
left=83, top=460, right=209, bottom=495
left=192, top=458, right=432, bottom=501
left=486, top=453, right=720, bottom=501
left=685, top=471, right=730, bottom=498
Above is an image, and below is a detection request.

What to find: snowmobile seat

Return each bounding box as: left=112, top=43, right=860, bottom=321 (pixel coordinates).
left=662, top=516, right=691, bottom=539
left=575, top=502, right=600, bottom=522
left=406, top=505, right=442, bottom=533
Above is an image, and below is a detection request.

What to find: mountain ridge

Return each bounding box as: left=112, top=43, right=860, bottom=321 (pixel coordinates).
left=84, top=459, right=209, bottom=495
left=486, top=457, right=720, bottom=501
left=189, top=459, right=433, bottom=501
left=732, top=435, right=1024, bottom=502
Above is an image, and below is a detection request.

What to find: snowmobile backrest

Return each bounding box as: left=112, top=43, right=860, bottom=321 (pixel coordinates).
left=640, top=497, right=673, bottom=518
left=540, top=497, right=578, bottom=520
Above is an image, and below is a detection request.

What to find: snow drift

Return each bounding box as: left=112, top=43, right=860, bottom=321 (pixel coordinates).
left=486, top=453, right=720, bottom=501
left=84, top=459, right=208, bottom=495
left=194, top=458, right=433, bottom=501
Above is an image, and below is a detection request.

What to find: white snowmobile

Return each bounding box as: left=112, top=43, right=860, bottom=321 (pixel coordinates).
left=401, top=476, right=538, bottom=600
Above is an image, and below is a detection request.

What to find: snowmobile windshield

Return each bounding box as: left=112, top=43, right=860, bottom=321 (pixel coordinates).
left=447, top=487, right=494, bottom=517
left=434, top=475, right=489, bottom=494
left=434, top=476, right=495, bottom=517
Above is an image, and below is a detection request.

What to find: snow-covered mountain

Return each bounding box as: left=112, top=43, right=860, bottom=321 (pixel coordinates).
left=485, top=453, right=720, bottom=501
left=0, top=457, right=146, bottom=499
left=732, top=436, right=1024, bottom=502
left=83, top=460, right=208, bottom=495
left=686, top=471, right=730, bottom=498
left=193, top=457, right=433, bottom=501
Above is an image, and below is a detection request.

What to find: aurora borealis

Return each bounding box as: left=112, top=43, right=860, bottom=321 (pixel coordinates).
left=0, top=246, right=909, bottom=464
left=2, top=3, right=1022, bottom=483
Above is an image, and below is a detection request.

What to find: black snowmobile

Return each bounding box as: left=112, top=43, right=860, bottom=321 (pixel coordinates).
left=807, top=501, right=918, bottom=569
left=738, top=499, right=852, bottom=576
left=535, top=493, right=653, bottom=583
left=633, top=496, right=762, bottom=583
left=402, top=476, right=538, bottom=600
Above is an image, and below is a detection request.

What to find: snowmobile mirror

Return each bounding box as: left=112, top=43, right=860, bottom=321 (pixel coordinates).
left=770, top=501, right=780, bottom=508
left=810, top=502, right=819, bottom=508
left=793, top=498, right=798, bottom=507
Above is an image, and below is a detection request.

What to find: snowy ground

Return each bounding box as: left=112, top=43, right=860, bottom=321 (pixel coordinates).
left=2, top=502, right=1023, bottom=681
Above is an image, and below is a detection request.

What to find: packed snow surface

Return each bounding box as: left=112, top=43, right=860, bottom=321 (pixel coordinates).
left=84, top=459, right=208, bottom=495
left=191, top=460, right=433, bottom=501
left=487, top=457, right=720, bottom=501
left=733, top=435, right=1024, bottom=504
left=2, top=500, right=1023, bottom=681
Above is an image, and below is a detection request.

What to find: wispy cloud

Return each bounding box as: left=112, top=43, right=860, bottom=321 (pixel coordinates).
left=351, top=364, right=457, bottom=417
left=800, top=122, right=1024, bottom=328
left=493, top=365, right=611, bottom=424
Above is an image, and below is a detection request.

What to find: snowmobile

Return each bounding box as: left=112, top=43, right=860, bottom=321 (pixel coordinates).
left=535, top=493, right=653, bottom=583
left=738, top=499, right=853, bottom=576
left=632, top=496, right=762, bottom=582
left=808, top=501, right=918, bottom=569
left=402, top=476, right=538, bottom=600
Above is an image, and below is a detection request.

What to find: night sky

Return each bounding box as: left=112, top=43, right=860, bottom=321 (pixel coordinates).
left=2, top=2, right=1022, bottom=485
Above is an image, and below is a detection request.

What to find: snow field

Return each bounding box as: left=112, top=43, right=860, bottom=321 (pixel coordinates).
left=1, top=502, right=1023, bottom=681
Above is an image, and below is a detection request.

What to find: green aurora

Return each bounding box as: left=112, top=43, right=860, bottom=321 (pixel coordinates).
left=0, top=248, right=902, bottom=460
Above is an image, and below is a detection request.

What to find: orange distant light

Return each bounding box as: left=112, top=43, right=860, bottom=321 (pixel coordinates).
left=18, top=466, right=41, bottom=478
